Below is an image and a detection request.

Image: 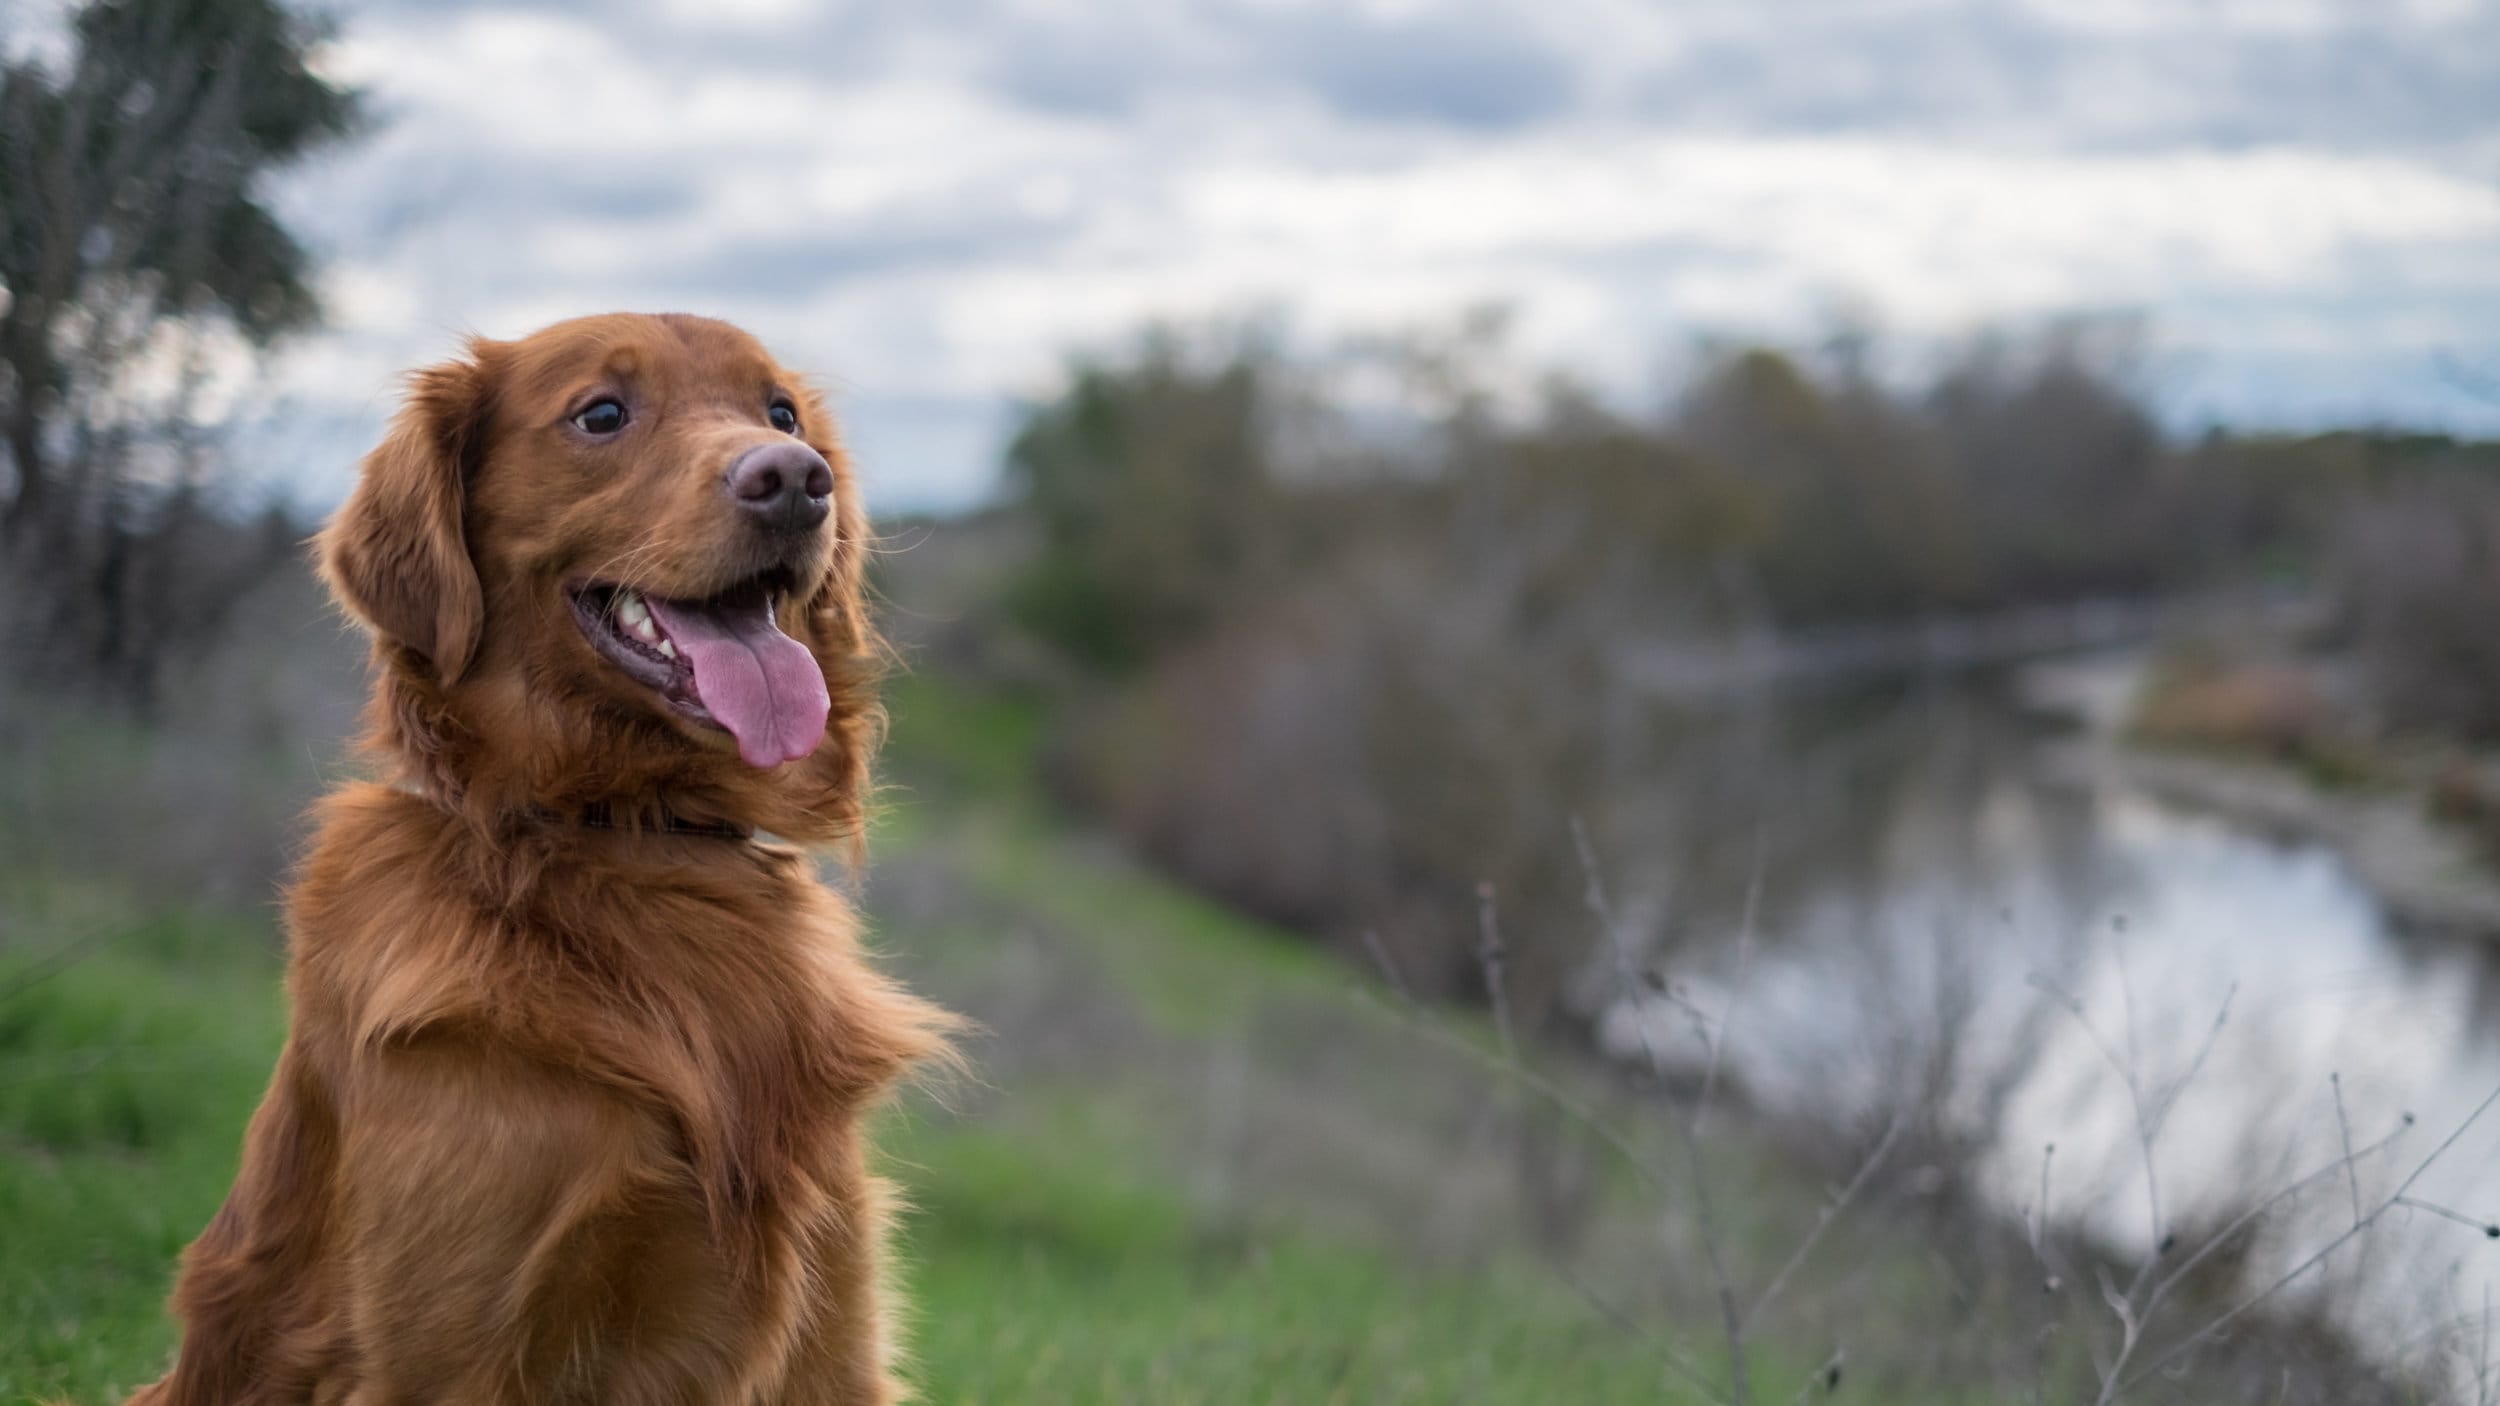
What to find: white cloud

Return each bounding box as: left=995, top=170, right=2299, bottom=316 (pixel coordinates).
left=255, top=0, right=2500, bottom=512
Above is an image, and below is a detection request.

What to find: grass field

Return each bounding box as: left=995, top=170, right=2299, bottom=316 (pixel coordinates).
left=0, top=890, right=289, bottom=1399
left=0, top=672, right=1755, bottom=1404
left=0, top=898, right=1692, bottom=1405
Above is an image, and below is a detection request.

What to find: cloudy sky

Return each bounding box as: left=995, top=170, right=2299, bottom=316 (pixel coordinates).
left=232, top=0, right=2500, bottom=510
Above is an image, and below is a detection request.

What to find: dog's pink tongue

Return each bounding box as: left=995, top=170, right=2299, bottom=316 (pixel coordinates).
left=645, top=595, right=828, bottom=768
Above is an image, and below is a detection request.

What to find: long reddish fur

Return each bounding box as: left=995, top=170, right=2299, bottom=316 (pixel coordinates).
left=120, top=314, right=958, bottom=1405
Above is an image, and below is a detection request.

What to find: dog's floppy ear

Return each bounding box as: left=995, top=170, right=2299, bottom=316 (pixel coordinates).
left=320, top=351, right=496, bottom=685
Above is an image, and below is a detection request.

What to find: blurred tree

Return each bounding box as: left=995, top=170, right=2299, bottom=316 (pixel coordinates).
left=1927, top=320, right=2168, bottom=602
left=1005, top=332, right=1278, bottom=671
left=2338, top=468, right=2500, bottom=740
left=0, top=0, right=361, bottom=706
left=1014, top=317, right=2294, bottom=1021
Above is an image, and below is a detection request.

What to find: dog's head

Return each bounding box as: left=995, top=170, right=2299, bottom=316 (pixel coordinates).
left=321, top=313, right=880, bottom=842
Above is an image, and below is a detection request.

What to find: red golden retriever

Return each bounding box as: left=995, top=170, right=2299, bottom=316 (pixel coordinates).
left=124, top=313, right=957, bottom=1404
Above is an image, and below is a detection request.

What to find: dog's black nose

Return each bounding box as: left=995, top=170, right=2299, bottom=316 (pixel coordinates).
left=726, top=442, right=833, bottom=531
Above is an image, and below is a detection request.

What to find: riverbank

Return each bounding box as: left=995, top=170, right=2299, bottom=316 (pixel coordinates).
left=2023, top=648, right=2500, bottom=939
left=873, top=672, right=2419, bottom=1405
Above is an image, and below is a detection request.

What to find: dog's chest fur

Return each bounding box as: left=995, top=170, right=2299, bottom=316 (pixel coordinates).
left=277, top=786, right=938, bottom=1397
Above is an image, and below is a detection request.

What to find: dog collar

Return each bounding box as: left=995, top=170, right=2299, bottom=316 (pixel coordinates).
left=570, top=801, right=755, bottom=841
left=391, top=782, right=756, bottom=842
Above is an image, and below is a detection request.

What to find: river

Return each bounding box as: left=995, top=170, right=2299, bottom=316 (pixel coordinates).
left=1580, top=655, right=2500, bottom=1374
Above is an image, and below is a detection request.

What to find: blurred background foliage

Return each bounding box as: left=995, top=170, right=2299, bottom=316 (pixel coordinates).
left=1, top=0, right=356, bottom=708
left=994, top=316, right=2500, bottom=1012
left=10, top=0, right=2500, bottom=1403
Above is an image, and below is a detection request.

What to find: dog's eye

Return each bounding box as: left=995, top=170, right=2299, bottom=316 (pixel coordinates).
left=573, top=399, right=628, bottom=435
left=768, top=401, right=800, bottom=435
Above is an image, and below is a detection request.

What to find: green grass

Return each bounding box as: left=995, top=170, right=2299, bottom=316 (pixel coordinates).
left=879, top=670, right=1052, bottom=807
left=0, top=893, right=287, bottom=1402
left=0, top=678, right=1712, bottom=1404
left=891, top=1114, right=1699, bottom=1405
left=0, top=895, right=1705, bottom=1405
left=878, top=670, right=1353, bottom=1035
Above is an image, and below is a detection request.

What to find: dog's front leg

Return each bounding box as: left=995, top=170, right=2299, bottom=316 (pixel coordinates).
left=329, top=1041, right=663, bottom=1404
left=769, top=1130, right=913, bottom=1406
left=130, top=1046, right=340, bottom=1405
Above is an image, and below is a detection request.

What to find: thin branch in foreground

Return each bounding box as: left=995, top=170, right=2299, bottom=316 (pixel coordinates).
left=1475, top=881, right=1516, bottom=1064
left=2026, top=1142, right=2067, bottom=1291
left=0, top=914, right=144, bottom=1006
left=1564, top=830, right=1755, bottom=1403
left=2120, top=1080, right=2500, bottom=1396
left=1700, top=822, right=1767, bottom=1132
left=2030, top=971, right=2237, bottom=1363
left=1357, top=896, right=1728, bottom=1400
left=1359, top=929, right=1411, bottom=1001
left=1546, top=1256, right=1733, bottom=1406
left=2391, top=1196, right=2500, bottom=1239
left=1740, top=1112, right=1904, bottom=1337
left=1569, top=816, right=1670, bottom=1081
left=2331, top=1072, right=2363, bottom=1232
left=1348, top=959, right=1665, bottom=1199
left=2080, top=1105, right=2415, bottom=1406
left=2139, top=1115, right=2411, bottom=1325
left=1784, top=1349, right=1843, bottom=1405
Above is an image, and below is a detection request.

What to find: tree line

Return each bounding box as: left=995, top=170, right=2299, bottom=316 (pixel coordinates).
left=992, top=318, right=2500, bottom=1012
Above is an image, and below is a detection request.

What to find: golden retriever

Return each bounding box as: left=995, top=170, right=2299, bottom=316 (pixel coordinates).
left=125, top=313, right=956, bottom=1404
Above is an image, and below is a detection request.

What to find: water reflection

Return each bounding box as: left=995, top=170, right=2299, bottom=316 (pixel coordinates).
left=1589, top=668, right=2500, bottom=1362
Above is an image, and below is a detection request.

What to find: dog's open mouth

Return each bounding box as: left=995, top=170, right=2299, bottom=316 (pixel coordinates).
left=568, top=573, right=829, bottom=769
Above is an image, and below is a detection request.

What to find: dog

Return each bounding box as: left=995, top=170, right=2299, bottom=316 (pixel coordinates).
left=125, top=313, right=957, bottom=1404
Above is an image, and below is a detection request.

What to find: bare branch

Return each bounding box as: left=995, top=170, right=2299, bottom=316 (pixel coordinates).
left=2120, top=1080, right=2500, bottom=1395
left=1345, top=984, right=1667, bottom=1198
left=1740, top=1112, right=1905, bottom=1336
left=1700, top=822, right=1767, bottom=1130
left=1784, top=1349, right=1843, bottom=1405
left=1475, top=880, right=1516, bottom=1064
left=2331, top=1072, right=2361, bottom=1232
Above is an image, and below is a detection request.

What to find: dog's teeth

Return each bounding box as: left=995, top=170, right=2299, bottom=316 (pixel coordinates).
left=632, top=617, right=660, bottom=642
left=618, top=593, right=649, bottom=626
left=657, top=639, right=676, bottom=658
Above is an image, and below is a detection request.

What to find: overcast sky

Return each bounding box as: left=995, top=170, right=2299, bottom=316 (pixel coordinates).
left=229, top=0, right=2500, bottom=510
